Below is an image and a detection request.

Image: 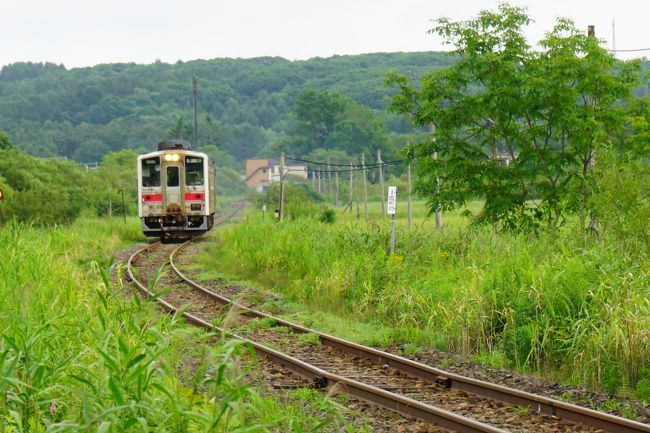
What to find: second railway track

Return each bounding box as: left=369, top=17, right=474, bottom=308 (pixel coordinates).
left=126, top=217, right=650, bottom=433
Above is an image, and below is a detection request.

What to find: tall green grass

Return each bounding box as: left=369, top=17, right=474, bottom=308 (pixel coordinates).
left=208, top=215, right=650, bottom=398
left=0, top=218, right=358, bottom=432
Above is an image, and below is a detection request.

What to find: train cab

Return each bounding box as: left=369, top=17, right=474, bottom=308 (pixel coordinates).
left=137, top=140, right=216, bottom=240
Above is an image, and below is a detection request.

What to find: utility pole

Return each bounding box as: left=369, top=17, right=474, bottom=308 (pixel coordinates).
left=328, top=158, right=332, bottom=202
left=108, top=185, right=113, bottom=218
left=279, top=153, right=285, bottom=222
left=431, top=124, right=442, bottom=230
left=377, top=149, right=385, bottom=221
left=118, top=186, right=126, bottom=224
left=361, top=153, right=368, bottom=222
left=355, top=163, right=360, bottom=221
left=335, top=170, right=340, bottom=207
left=192, top=76, right=198, bottom=146
left=587, top=25, right=600, bottom=234
left=407, top=161, right=413, bottom=231
left=348, top=160, right=354, bottom=214
left=0, top=188, right=5, bottom=224
left=317, top=170, right=321, bottom=194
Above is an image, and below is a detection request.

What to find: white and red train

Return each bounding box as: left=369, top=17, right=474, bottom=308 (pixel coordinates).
left=137, top=140, right=216, bottom=240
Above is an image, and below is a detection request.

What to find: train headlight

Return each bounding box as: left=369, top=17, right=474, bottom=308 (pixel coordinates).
left=164, top=153, right=180, bottom=162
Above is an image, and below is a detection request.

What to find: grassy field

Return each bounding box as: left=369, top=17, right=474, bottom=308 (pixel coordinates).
left=0, top=217, right=361, bottom=432
left=248, top=196, right=482, bottom=230
left=204, top=209, right=650, bottom=401
left=333, top=199, right=480, bottom=229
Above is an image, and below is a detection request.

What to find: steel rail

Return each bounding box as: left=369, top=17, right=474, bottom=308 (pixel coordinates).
left=127, top=243, right=510, bottom=433
left=169, top=241, right=650, bottom=433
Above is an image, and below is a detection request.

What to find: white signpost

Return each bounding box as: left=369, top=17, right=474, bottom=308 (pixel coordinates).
left=387, top=186, right=397, bottom=254
left=387, top=186, right=396, bottom=215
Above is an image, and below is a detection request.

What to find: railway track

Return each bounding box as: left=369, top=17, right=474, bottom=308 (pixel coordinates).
left=125, top=214, right=650, bottom=433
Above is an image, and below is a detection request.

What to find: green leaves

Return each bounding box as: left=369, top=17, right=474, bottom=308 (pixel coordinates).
left=284, top=89, right=390, bottom=158
left=389, top=3, right=646, bottom=230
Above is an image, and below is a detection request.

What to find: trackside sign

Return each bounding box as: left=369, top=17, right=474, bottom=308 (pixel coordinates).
left=387, top=186, right=396, bottom=215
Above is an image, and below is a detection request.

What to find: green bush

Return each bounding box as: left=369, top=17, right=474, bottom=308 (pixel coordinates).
left=252, top=180, right=324, bottom=221
left=209, top=216, right=650, bottom=396
left=319, top=207, right=336, bottom=224
left=591, top=154, right=650, bottom=255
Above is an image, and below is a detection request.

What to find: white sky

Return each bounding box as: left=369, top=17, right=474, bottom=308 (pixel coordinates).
left=1, top=0, right=648, bottom=69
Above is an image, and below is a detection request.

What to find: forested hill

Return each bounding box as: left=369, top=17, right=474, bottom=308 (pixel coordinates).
left=0, top=52, right=453, bottom=162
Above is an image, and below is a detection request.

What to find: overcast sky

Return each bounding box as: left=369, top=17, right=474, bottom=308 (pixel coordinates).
left=1, top=0, right=648, bottom=69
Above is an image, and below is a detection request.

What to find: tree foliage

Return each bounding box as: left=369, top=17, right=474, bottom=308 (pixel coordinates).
left=0, top=149, right=91, bottom=224
left=0, top=54, right=450, bottom=162
left=0, top=131, right=12, bottom=150
left=281, top=89, right=391, bottom=159
left=388, top=4, right=647, bottom=229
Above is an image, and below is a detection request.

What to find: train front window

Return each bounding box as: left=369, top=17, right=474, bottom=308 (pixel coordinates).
left=185, top=156, right=204, bottom=186
left=141, top=157, right=160, bottom=187
left=167, top=166, right=180, bottom=187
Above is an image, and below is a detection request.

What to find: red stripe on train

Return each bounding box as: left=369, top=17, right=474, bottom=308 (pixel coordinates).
left=185, top=193, right=205, bottom=201
left=142, top=194, right=163, bottom=202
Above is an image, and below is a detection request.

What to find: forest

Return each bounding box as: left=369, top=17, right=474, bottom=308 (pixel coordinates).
left=0, top=52, right=454, bottom=163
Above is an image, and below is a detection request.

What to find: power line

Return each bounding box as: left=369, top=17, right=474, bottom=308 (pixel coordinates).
left=609, top=47, right=650, bottom=53
left=287, top=156, right=411, bottom=168
left=299, top=159, right=409, bottom=174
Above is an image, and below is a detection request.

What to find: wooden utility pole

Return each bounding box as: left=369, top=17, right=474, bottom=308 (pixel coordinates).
left=377, top=149, right=385, bottom=221
left=0, top=188, right=4, bottom=224
left=361, top=153, right=368, bottom=222
left=279, top=153, right=285, bottom=222
left=192, top=76, right=198, bottom=145
left=335, top=170, right=340, bottom=207
left=108, top=185, right=113, bottom=218
left=118, top=186, right=126, bottom=223
left=431, top=124, right=442, bottom=230
left=327, top=158, right=332, bottom=202
left=407, top=161, right=413, bottom=230
left=587, top=25, right=600, bottom=234
left=348, top=160, right=354, bottom=213
left=355, top=164, right=360, bottom=221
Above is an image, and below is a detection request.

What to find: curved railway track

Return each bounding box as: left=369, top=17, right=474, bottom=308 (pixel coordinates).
left=126, top=213, right=650, bottom=433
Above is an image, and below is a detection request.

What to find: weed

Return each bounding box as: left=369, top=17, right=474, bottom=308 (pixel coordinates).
left=206, top=208, right=650, bottom=395
left=400, top=343, right=422, bottom=357
left=511, top=405, right=530, bottom=416
left=472, top=351, right=510, bottom=369
left=297, top=333, right=322, bottom=346
left=0, top=220, right=352, bottom=432
left=244, top=317, right=279, bottom=331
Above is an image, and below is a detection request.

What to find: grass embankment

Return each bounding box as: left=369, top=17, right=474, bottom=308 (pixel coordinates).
left=207, top=211, right=650, bottom=400
left=0, top=217, right=359, bottom=432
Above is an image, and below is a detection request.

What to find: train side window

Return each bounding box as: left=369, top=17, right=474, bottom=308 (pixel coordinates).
left=141, top=157, right=160, bottom=187
left=185, top=156, right=204, bottom=186
left=167, top=166, right=180, bottom=187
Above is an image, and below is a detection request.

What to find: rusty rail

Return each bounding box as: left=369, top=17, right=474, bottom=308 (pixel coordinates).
left=167, top=241, right=650, bottom=433
left=128, top=242, right=510, bottom=433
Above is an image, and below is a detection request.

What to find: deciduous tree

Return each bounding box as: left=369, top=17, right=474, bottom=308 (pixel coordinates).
left=388, top=4, right=645, bottom=230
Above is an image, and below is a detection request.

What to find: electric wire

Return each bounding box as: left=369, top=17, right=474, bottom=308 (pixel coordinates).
left=286, top=156, right=412, bottom=169
left=609, top=47, right=650, bottom=53
left=296, top=159, right=412, bottom=174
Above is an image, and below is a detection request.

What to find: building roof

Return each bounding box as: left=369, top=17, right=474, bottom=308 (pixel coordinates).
left=267, top=157, right=305, bottom=167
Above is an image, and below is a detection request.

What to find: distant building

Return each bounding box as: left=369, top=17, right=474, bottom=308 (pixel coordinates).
left=495, top=153, right=516, bottom=166
left=245, top=158, right=308, bottom=192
